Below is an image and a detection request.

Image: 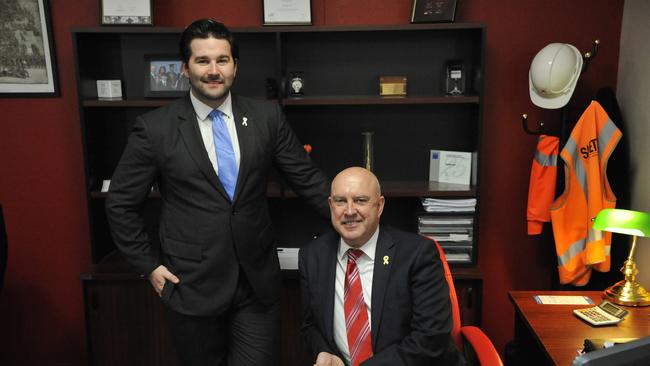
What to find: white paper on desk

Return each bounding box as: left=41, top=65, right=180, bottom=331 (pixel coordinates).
left=277, top=247, right=299, bottom=270
left=101, top=180, right=111, bottom=192
left=533, top=295, right=594, bottom=305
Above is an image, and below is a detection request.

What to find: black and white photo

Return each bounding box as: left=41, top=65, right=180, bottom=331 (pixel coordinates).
left=0, top=0, right=59, bottom=96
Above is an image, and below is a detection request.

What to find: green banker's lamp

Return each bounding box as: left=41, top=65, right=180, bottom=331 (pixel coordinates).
left=593, top=208, right=650, bottom=306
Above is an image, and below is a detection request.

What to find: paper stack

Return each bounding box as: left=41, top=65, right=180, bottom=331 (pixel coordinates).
left=419, top=198, right=476, bottom=263
left=421, top=198, right=476, bottom=212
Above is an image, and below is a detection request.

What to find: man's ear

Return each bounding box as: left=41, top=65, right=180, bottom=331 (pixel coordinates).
left=377, top=196, right=385, bottom=217
left=181, top=62, right=189, bottom=77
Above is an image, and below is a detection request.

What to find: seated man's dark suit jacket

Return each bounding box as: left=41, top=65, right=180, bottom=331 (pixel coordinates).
left=299, top=226, right=463, bottom=366
left=106, top=94, right=329, bottom=316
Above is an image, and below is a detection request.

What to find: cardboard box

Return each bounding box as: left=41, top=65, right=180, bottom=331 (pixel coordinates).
left=429, top=149, right=472, bottom=185
left=96, top=80, right=122, bottom=100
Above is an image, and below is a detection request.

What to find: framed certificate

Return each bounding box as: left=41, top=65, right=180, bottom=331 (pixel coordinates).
left=411, top=0, right=457, bottom=23
left=263, top=0, right=312, bottom=25
left=101, top=0, right=153, bottom=25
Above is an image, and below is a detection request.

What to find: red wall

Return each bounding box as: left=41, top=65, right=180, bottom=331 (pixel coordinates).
left=0, top=1, right=623, bottom=364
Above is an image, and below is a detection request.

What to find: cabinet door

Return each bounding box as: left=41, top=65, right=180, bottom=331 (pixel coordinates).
left=83, top=280, right=177, bottom=366
left=453, top=278, right=482, bottom=326
left=84, top=277, right=313, bottom=366
left=281, top=277, right=314, bottom=366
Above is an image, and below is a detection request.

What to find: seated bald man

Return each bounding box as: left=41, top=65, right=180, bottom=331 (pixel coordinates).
left=299, top=167, right=464, bottom=366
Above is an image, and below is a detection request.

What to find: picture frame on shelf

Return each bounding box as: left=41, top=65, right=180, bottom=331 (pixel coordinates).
left=411, top=0, right=457, bottom=23
left=445, top=61, right=465, bottom=95
left=144, top=55, right=190, bottom=98
left=101, top=0, right=153, bottom=25
left=0, top=0, right=59, bottom=97
left=263, top=0, right=312, bottom=25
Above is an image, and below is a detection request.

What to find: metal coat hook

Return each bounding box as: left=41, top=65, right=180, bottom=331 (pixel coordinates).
left=522, top=113, right=559, bottom=136
left=581, top=39, right=600, bottom=74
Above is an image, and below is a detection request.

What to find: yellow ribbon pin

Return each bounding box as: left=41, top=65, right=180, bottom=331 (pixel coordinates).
left=383, top=255, right=389, bottom=265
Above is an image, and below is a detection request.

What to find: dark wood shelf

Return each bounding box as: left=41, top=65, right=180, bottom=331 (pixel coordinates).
left=72, top=26, right=185, bottom=34
left=282, top=95, right=479, bottom=106
left=82, top=250, right=482, bottom=281
left=72, top=23, right=485, bottom=35
left=76, top=25, right=486, bottom=365
left=81, top=99, right=175, bottom=108
left=90, top=181, right=285, bottom=199
left=262, top=23, right=485, bottom=32
left=90, top=180, right=475, bottom=199
left=81, top=251, right=140, bottom=281
left=383, top=180, right=476, bottom=197
left=81, top=95, right=479, bottom=108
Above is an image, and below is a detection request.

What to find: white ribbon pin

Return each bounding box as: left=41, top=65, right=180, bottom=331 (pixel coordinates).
left=242, top=117, right=248, bottom=126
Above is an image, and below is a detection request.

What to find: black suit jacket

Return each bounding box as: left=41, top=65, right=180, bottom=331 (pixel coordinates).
left=106, top=94, right=329, bottom=316
left=299, top=227, right=463, bottom=366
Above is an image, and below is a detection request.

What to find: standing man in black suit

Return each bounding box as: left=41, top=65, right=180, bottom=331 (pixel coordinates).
left=105, top=19, right=329, bottom=366
left=299, top=167, right=463, bottom=366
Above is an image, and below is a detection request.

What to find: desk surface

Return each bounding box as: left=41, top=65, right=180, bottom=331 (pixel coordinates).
left=509, top=291, right=650, bottom=366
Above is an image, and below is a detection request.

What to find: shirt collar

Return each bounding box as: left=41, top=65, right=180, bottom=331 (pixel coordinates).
left=337, top=226, right=380, bottom=262
left=189, top=90, right=234, bottom=121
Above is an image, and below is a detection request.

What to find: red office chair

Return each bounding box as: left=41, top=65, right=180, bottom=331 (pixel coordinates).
left=433, top=240, right=503, bottom=366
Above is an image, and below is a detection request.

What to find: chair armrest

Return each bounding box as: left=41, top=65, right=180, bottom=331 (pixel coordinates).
left=460, top=326, right=503, bottom=366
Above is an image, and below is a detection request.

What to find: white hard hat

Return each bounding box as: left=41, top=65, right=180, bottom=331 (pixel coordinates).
left=529, top=43, right=583, bottom=109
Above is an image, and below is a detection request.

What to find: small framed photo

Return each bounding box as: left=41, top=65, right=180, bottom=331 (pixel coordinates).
left=144, top=55, right=190, bottom=98
left=0, top=0, right=59, bottom=97
left=263, top=0, right=312, bottom=25
left=101, top=0, right=153, bottom=25
left=445, top=61, right=465, bottom=95
left=411, top=0, right=457, bottom=23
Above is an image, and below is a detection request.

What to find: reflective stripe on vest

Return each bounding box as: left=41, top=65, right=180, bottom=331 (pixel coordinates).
left=550, top=101, right=621, bottom=286
left=527, top=135, right=559, bottom=235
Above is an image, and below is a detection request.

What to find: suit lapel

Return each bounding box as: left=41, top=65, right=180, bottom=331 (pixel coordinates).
left=231, top=97, right=256, bottom=203
left=370, top=227, right=395, bottom=349
left=176, top=95, right=229, bottom=199
left=322, top=235, right=339, bottom=345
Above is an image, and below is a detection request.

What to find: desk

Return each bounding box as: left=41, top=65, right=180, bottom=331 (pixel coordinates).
left=82, top=252, right=482, bottom=366
left=509, top=291, right=650, bottom=366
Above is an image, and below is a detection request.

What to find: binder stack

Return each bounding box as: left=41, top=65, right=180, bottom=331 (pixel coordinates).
left=419, top=198, right=476, bottom=263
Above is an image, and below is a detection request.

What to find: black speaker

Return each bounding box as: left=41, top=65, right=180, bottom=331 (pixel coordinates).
left=0, top=204, right=7, bottom=295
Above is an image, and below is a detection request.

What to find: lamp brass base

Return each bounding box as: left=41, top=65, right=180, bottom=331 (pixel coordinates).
left=603, top=279, right=650, bottom=306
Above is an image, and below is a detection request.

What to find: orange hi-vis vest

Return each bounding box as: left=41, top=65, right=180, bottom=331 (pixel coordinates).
left=527, top=135, right=560, bottom=235
left=551, top=101, right=622, bottom=286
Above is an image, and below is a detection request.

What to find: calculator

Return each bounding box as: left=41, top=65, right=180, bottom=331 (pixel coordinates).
left=573, top=300, right=629, bottom=326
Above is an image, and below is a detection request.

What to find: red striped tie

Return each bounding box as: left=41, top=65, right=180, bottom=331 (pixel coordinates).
left=344, top=249, right=373, bottom=366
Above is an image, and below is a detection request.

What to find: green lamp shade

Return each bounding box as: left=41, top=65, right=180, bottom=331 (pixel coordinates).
left=593, top=209, right=650, bottom=237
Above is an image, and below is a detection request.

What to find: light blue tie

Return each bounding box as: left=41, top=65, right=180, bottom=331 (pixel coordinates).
left=210, top=109, right=238, bottom=200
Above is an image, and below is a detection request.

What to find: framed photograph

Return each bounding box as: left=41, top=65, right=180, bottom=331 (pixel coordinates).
left=101, top=0, right=153, bottom=25
left=263, top=0, right=312, bottom=25
left=411, top=0, right=457, bottom=23
left=144, top=55, right=190, bottom=98
left=0, top=0, right=59, bottom=97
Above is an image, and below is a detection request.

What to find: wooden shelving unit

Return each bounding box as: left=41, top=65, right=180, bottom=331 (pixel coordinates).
left=74, top=23, right=486, bottom=366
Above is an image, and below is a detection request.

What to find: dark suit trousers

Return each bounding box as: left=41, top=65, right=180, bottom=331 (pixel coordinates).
left=164, top=271, right=280, bottom=366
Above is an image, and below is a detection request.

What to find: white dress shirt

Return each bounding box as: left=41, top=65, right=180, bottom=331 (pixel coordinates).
left=189, top=91, right=241, bottom=174
left=333, top=226, right=379, bottom=365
